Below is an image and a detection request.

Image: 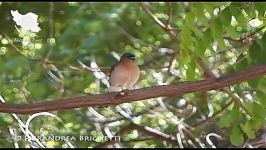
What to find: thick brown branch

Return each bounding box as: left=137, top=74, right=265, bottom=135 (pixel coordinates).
left=0, top=64, right=266, bottom=114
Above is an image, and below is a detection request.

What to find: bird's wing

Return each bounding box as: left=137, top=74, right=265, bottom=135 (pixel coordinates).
left=109, top=62, right=118, bottom=79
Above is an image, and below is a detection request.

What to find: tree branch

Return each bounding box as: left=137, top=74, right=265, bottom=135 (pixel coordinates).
left=191, top=99, right=234, bottom=129
left=0, top=64, right=266, bottom=114
left=96, top=122, right=177, bottom=148
left=140, top=2, right=179, bottom=43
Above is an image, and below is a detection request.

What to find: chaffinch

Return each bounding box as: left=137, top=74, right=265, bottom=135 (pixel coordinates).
left=109, top=53, right=140, bottom=92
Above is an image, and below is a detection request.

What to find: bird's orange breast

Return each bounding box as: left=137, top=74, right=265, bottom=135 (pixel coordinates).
left=109, top=59, right=140, bottom=87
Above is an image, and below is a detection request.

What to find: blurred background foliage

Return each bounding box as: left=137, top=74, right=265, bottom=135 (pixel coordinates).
left=0, top=2, right=266, bottom=148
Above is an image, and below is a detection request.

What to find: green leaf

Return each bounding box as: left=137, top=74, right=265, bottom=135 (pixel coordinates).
left=80, top=36, right=99, bottom=49
left=230, top=126, right=244, bottom=146
left=196, top=41, right=205, bottom=56
left=230, top=7, right=247, bottom=29
left=0, top=113, right=13, bottom=124
left=196, top=29, right=212, bottom=57
left=191, top=25, right=203, bottom=38
left=217, top=112, right=234, bottom=128
left=219, top=6, right=239, bottom=39
left=224, top=25, right=239, bottom=39
left=204, top=4, right=214, bottom=17
left=247, top=118, right=263, bottom=130
left=180, top=45, right=190, bottom=65
left=231, top=104, right=242, bottom=121
left=263, top=19, right=266, bottom=26
left=180, top=18, right=194, bottom=64
left=249, top=42, right=261, bottom=61
left=192, top=3, right=208, bottom=26
left=203, top=29, right=212, bottom=47
left=219, top=6, right=232, bottom=27
left=26, top=81, right=48, bottom=98
left=257, top=78, right=266, bottom=95
left=257, top=90, right=266, bottom=106
left=185, top=12, right=195, bottom=29
left=187, top=62, right=196, bottom=80
left=254, top=2, right=266, bottom=17
left=258, top=33, right=266, bottom=50
left=241, top=123, right=255, bottom=139
left=235, top=53, right=249, bottom=71
left=248, top=77, right=262, bottom=89
left=203, top=2, right=225, bottom=17
left=211, top=18, right=227, bottom=50
left=85, top=20, right=103, bottom=33
left=248, top=39, right=266, bottom=65
left=181, top=30, right=192, bottom=48
left=245, top=101, right=266, bottom=119
left=245, top=4, right=257, bottom=18
left=197, top=29, right=212, bottom=55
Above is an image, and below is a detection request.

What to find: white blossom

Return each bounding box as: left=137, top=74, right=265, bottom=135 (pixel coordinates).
left=11, top=10, right=41, bottom=32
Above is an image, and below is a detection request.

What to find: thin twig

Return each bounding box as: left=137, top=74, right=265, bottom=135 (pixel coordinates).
left=225, top=26, right=266, bottom=42
left=140, top=2, right=180, bottom=76
left=45, top=2, right=54, bottom=60
left=166, top=2, right=173, bottom=30
left=140, top=2, right=252, bottom=116
left=140, top=2, right=179, bottom=43
left=96, top=121, right=177, bottom=148
left=190, top=99, right=234, bottom=129
left=2, top=34, right=58, bottom=67
left=196, top=57, right=251, bottom=116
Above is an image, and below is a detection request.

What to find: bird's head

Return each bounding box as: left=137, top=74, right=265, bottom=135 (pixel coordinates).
left=121, top=53, right=135, bottom=61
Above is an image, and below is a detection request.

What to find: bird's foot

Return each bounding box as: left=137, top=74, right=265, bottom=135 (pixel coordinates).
left=111, top=90, right=128, bottom=100
left=120, top=91, right=125, bottom=96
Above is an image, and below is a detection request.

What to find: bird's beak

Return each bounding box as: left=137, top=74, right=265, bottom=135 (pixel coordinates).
left=130, top=56, right=135, bottom=61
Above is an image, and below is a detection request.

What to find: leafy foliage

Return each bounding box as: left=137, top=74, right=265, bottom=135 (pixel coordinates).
left=0, top=2, right=266, bottom=148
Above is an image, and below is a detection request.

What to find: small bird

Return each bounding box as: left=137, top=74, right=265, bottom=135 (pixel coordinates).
left=109, top=53, right=140, bottom=92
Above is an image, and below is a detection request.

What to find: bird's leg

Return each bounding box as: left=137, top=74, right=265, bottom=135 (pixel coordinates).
left=111, top=86, right=128, bottom=100
left=120, top=86, right=128, bottom=96
left=112, top=91, right=128, bottom=100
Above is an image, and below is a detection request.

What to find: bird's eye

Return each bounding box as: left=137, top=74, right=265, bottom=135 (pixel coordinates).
left=128, top=55, right=135, bottom=61
left=121, top=53, right=135, bottom=61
